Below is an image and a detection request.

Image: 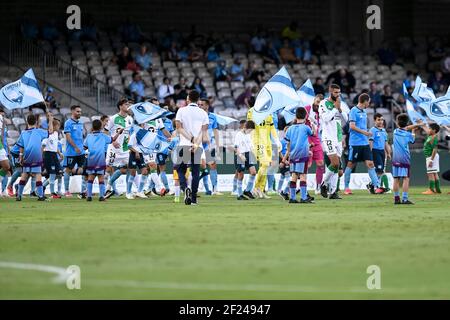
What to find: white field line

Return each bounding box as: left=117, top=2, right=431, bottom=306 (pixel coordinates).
left=0, top=261, right=67, bottom=283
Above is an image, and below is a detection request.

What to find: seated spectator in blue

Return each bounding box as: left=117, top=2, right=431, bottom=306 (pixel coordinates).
left=369, top=81, right=382, bottom=110
left=44, top=87, right=58, bottom=111
left=377, top=41, right=396, bottom=66
left=129, top=72, right=146, bottom=102
left=250, top=31, right=267, bottom=54
left=42, top=20, right=59, bottom=41
left=21, top=17, right=38, bottom=40
left=190, top=77, right=207, bottom=99
left=263, top=41, right=281, bottom=64
left=135, top=45, right=152, bottom=71
left=214, top=60, right=230, bottom=82
left=168, top=41, right=181, bottom=62
left=302, top=41, right=313, bottom=63
left=293, top=40, right=304, bottom=61
left=230, top=58, right=245, bottom=82
left=206, top=46, right=220, bottom=62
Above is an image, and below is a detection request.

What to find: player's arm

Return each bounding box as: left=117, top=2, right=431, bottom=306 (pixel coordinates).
left=65, top=132, right=80, bottom=154
left=319, top=105, right=338, bottom=122
left=282, top=140, right=290, bottom=163
left=111, top=128, right=124, bottom=142
left=385, top=141, right=391, bottom=159
left=47, top=112, right=54, bottom=134
left=349, top=121, right=371, bottom=137
left=175, top=121, right=193, bottom=142
left=213, top=128, right=220, bottom=148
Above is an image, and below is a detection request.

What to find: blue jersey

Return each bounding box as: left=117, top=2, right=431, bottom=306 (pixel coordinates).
left=84, top=132, right=112, bottom=170
left=17, top=128, right=49, bottom=167
left=369, top=127, right=388, bottom=150
left=349, top=106, right=368, bottom=146
left=10, top=143, right=20, bottom=155
left=202, top=113, right=218, bottom=150
left=64, top=118, right=84, bottom=156
left=284, top=123, right=312, bottom=162
left=392, top=128, right=414, bottom=166
left=280, top=138, right=287, bottom=156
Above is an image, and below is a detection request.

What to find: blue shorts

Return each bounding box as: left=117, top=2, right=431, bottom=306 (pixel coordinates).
left=392, top=165, right=410, bottom=178
left=348, top=145, right=373, bottom=162
left=156, top=153, right=168, bottom=165
left=372, top=149, right=385, bottom=174
left=86, top=169, right=105, bottom=175
left=22, top=166, right=42, bottom=174
left=289, top=161, right=308, bottom=174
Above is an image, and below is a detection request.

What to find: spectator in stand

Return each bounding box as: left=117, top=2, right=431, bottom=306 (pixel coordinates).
left=380, top=85, right=394, bottom=110
left=205, top=46, right=220, bottom=62
left=113, top=46, right=138, bottom=72
left=42, top=19, right=60, bottom=41
left=428, top=39, right=446, bottom=72
left=177, top=77, right=190, bottom=91
left=190, top=77, right=207, bottom=99
left=281, top=21, right=301, bottom=41
left=135, top=45, right=152, bottom=72
left=326, top=68, right=356, bottom=95
left=188, top=42, right=203, bottom=62
left=250, top=30, right=267, bottom=54
left=246, top=61, right=265, bottom=85
left=119, top=17, right=143, bottom=42
left=428, top=70, right=447, bottom=94
left=235, top=86, right=258, bottom=109
left=313, top=77, right=325, bottom=95
left=214, top=60, right=231, bottom=82
left=173, top=84, right=188, bottom=103
left=403, top=71, right=416, bottom=90
left=311, top=35, right=328, bottom=65
left=262, top=41, right=281, bottom=64
left=230, top=58, right=245, bottom=82
left=157, top=77, right=175, bottom=103
left=369, top=81, right=382, bottom=110
left=129, top=72, right=149, bottom=103
left=352, top=89, right=369, bottom=105
left=168, top=41, right=181, bottom=62
left=377, top=41, right=396, bottom=66
left=280, top=38, right=299, bottom=65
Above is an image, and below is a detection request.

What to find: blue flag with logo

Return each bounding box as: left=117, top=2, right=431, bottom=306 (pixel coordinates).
left=403, top=84, right=428, bottom=124
left=129, top=101, right=173, bottom=124
left=213, top=113, right=238, bottom=126
left=297, top=79, right=315, bottom=108
left=251, top=66, right=301, bottom=125
left=0, top=69, right=44, bottom=110
left=135, top=128, right=171, bottom=155
left=281, top=108, right=296, bottom=123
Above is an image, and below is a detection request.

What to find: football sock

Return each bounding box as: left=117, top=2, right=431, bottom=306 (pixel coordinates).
left=300, top=181, right=307, bottom=200
left=138, top=175, right=148, bottom=193
left=49, top=173, right=56, bottom=194
left=202, top=175, right=211, bottom=193
left=429, top=180, right=436, bottom=192
left=232, top=177, right=238, bottom=193
left=87, top=180, right=93, bottom=198
left=210, top=169, right=218, bottom=191
left=368, top=168, right=379, bottom=188
left=160, top=171, right=169, bottom=190
left=435, top=179, right=441, bottom=193
left=289, top=181, right=296, bottom=200
left=402, top=192, right=408, bottom=201
left=64, top=172, right=70, bottom=192
left=245, top=174, right=256, bottom=192
left=8, top=170, right=21, bottom=188
left=36, top=181, right=43, bottom=198
left=237, top=179, right=243, bottom=197
left=127, top=174, right=134, bottom=194
left=99, top=182, right=105, bottom=198
left=344, top=167, right=352, bottom=189
left=316, top=165, right=325, bottom=186
left=267, top=174, right=275, bottom=191
left=18, top=179, right=26, bottom=197
left=381, top=174, right=389, bottom=189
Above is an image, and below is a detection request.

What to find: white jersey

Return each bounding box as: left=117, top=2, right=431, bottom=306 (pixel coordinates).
left=143, top=118, right=165, bottom=133
left=42, top=131, right=59, bottom=153
left=105, top=113, right=133, bottom=153
left=234, top=131, right=253, bottom=154
left=318, top=99, right=348, bottom=143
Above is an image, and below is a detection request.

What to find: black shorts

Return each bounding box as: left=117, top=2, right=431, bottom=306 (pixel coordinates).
left=279, top=156, right=289, bottom=175
left=63, top=155, right=86, bottom=170
left=128, top=152, right=146, bottom=169
left=348, top=145, right=373, bottom=162
left=156, top=153, right=168, bottom=165
left=10, top=152, right=21, bottom=168
left=235, top=152, right=256, bottom=173
left=204, top=148, right=217, bottom=163
left=43, top=151, right=62, bottom=174
left=372, top=149, right=386, bottom=174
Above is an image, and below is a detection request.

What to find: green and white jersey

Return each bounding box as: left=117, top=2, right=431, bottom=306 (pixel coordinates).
left=144, top=118, right=164, bottom=133
left=423, top=135, right=438, bottom=158
left=105, top=113, right=133, bottom=152
left=318, top=99, right=347, bottom=143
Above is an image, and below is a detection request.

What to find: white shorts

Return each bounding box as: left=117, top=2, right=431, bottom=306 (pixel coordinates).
left=322, top=140, right=343, bottom=158
left=0, top=149, right=7, bottom=162
left=426, top=154, right=440, bottom=173
left=143, top=153, right=156, bottom=164
left=106, top=146, right=129, bottom=168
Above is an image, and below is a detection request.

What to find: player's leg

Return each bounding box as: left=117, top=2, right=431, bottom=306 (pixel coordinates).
left=231, top=170, right=238, bottom=195
left=189, top=148, right=202, bottom=205
left=98, top=174, right=106, bottom=201
left=200, top=157, right=211, bottom=195
left=289, top=170, right=298, bottom=203
left=86, top=173, right=95, bottom=201
left=126, top=168, right=136, bottom=199
left=0, top=153, right=11, bottom=190
left=423, top=172, right=436, bottom=194
left=402, top=177, right=412, bottom=204
left=434, top=172, right=441, bottom=194
left=393, top=176, right=401, bottom=204
left=315, top=157, right=325, bottom=195
left=34, top=172, right=45, bottom=200
left=173, top=168, right=181, bottom=203
left=137, top=167, right=148, bottom=198
left=236, top=170, right=246, bottom=200
left=299, top=173, right=310, bottom=202
left=343, top=160, right=355, bottom=195
left=158, top=160, right=169, bottom=195
left=63, top=156, right=73, bottom=196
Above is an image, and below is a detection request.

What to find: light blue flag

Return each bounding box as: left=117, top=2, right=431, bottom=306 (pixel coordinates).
left=129, top=101, right=173, bottom=124
left=252, top=66, right=301, bottom=125
left=406, top=99, right=428, bottom=124
left=411, top=76, right=436, bottom=103
left=135, top=128, right=171, bottom=155
left=297, top=79, right=316, bottom=108
left=0, top=69, right=44, bottom=110
left=213, top=113, right=238, bottom=126
left=281, top=108, right=296, bottom=123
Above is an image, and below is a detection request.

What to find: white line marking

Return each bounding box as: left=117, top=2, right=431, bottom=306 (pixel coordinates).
left=0, top=261, right=67, bottom=283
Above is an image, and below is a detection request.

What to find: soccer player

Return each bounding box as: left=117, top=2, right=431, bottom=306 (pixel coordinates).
left=0, top=109, right=11, bottom=191
left=277, top=125, right=291, bottom=200
left=16, top=113, right=54, bottom=201
left=104, top=98, right=133, bottom=199
left=231, top=120, right=247, bottom=196
left=305, top=94, right=325, bottom=194
left=199, top=98, right=222, bottom=195
left=84, top=120, right=122, bottom=201
left=247, top=104, right=281, bottom=199
left=421, top=123, right=441, bottom=194
left=234, top=120, right=257, bottom=200
left=319, top=84, right=348, bottom=200
left=63, top=105, right=84, bottom=197
left=42, top=118, right=63, bottom=199
left=6, top=141, right=22, bottom=197
left=156, top=116, right=176, bottom=195
left=126, top=123, right=149, bottom=199
left=392, top=114, right=424, bottom=205
left=369, top=113, right=391, bottom=192
left=282, top=107, right=315, bottom=204
left=343, top=93, right=384, bottom=195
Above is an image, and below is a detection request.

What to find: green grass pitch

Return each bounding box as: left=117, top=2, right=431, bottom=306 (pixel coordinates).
left=0, top=188, right=449, bottom=299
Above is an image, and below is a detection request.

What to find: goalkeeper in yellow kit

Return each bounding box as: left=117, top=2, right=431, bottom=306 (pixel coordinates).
left=247, top=107, right=281, bottom=198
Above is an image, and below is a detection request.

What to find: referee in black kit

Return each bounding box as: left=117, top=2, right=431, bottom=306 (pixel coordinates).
left=174, top=90, right=209, bottom=205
